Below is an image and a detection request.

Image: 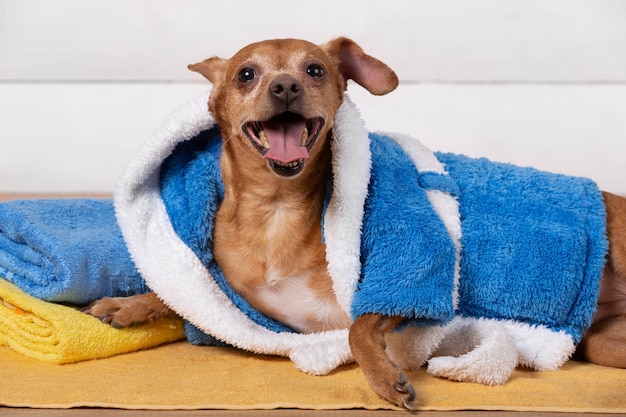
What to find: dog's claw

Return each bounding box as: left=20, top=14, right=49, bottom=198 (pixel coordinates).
left=393, top=375, right=417, bottom=410
left=394, top=381, right=408, bottom=393
left=402, top=386, right=417, bottom=410
left=369, top=369, right=417, bottom=410
left=403, top=398, right=416, bottom=411
left=81, top=297, right=132, bottom=328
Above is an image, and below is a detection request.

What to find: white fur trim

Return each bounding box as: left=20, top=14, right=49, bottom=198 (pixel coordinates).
left=323, top=97, right=372, bottom=314
left=385, top=326, right=446, bottom=371
left=428, top=318, right=519, bottom=385
left=501, top=320, right=575, bottom=371
left=427, top=317, right=575, bottom=385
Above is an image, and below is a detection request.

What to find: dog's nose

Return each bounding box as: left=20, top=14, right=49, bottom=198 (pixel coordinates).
left=270, top=75, right=302, bottom=104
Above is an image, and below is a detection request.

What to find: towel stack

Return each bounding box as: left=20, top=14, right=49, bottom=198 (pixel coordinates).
left=0, top=198, right=185, bottom=363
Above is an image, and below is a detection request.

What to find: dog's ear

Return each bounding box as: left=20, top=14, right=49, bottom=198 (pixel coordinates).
left=322, top=37, right=399, bottom=96
left=188, top=57, right=227, bottom=85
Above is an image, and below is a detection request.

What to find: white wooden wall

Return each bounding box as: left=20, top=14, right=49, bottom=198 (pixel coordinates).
left=2, top=0, right=626, bottom=193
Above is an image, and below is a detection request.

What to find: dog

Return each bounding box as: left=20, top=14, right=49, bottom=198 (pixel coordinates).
left=84, top=37, right=626, bottom=409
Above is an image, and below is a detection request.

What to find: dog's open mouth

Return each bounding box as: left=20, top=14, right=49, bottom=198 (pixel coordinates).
left=244, top=113, right=324, bottom=177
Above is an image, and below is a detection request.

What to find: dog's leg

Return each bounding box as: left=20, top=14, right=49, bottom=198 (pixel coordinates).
left=578, top=192, right=626, bottom=367
left=579, top=316, right=626, bottom=367
left=349, top=313, right=416, bottom=410
left=82, top=292, right=174, bottom=328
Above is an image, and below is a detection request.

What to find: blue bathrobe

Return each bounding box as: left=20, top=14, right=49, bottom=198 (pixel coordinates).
left=159, top=126, right=606, bottom=345
left=114, top=93, right=607, bottom=378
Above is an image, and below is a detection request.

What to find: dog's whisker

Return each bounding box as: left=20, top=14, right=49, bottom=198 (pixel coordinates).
left=221, top=133, right=236, bottom=146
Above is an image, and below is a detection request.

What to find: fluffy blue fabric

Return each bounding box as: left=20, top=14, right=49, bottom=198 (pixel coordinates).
left=353, top=134, right=457, bottom=324
left=0, top=199, right=147, bottom=304
left=437, top=153, right=608, bottom=343
left=183, top=321, right=229, bottom=346
left=353, top=134, right=606, bottom=343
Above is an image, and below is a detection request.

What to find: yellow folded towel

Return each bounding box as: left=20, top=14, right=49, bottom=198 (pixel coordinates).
left=0, top=278, right=185, bottom=364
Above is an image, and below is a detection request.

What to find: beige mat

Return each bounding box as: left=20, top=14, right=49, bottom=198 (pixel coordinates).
left=1, top=340, right=625, bottom=412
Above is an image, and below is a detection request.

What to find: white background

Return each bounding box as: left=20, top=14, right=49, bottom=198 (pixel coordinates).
left=1, top=0, right=626, bottom=193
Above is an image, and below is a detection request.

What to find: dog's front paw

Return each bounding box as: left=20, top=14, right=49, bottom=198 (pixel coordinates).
left=365, top=364, right=417, bottom=410
left=81, top=293, right=170, bottom=328
left=350, top=314, right=417, bottom=409
left=81, top=297, right=136, bottom=328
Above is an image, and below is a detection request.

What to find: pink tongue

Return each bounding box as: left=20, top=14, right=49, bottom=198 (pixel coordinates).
left=262, top=117, right=309, bottom=163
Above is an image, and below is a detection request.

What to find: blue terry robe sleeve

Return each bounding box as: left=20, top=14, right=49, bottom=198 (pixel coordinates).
left=351, top=134, right=457, bottom=324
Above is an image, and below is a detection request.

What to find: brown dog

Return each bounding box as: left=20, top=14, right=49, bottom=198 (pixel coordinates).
left=84, top=37, right=626, bottom=409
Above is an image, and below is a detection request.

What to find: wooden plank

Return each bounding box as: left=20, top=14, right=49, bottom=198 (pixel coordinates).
left=0, top=407, right=615, bottom=417
left=1, top=0, right=625, bottom=82
left=2, top=83, right=625, bottom=194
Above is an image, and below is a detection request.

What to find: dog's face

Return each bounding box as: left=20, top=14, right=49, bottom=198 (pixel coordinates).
left=189, top=38, right=398, bottom=178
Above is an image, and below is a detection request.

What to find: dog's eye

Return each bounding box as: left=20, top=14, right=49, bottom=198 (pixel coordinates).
left=237, top=68, right=256, bottom=83
left=306, top=64, right=325, bottom=78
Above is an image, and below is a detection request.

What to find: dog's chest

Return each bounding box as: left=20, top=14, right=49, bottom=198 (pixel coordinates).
left=214, top=200, right=350, bottom=333
left=254, top=267, right=351, bottom=333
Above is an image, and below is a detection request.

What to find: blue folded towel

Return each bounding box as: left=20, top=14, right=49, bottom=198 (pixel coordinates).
left=0, top=199, right=147, bottom=304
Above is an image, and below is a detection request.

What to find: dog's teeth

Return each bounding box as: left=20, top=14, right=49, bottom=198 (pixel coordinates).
left=259, top=130, right=270, bottom=149
left=275, top=160, right=301, bottom=169
left=301, top=127, right=308, bottom=146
